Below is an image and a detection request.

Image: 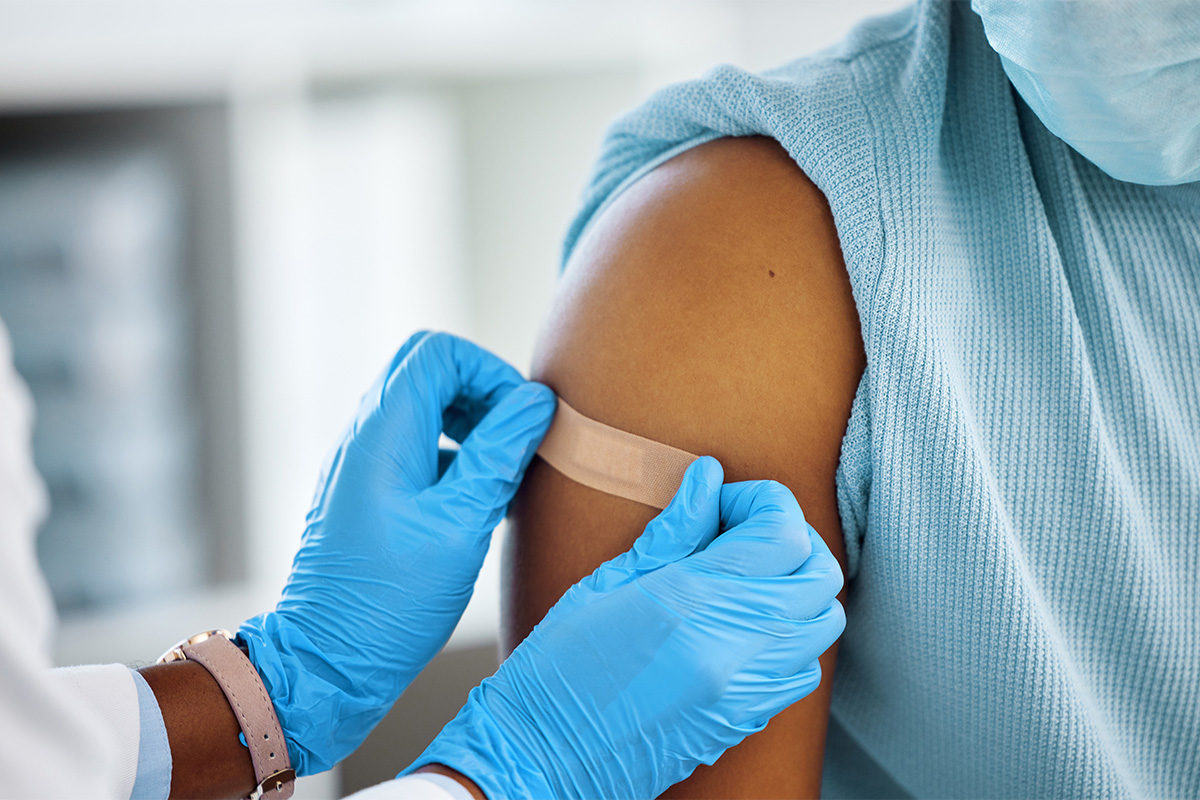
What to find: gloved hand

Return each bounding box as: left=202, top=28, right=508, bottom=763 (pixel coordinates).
left=237, top=331, right=557, bottom=775
left=404, top=456, right=846, bottom=800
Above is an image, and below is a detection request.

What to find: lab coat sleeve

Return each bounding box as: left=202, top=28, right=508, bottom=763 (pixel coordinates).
left=0, top=316, right=119, bottom=797
left=47, top=664, right=142, bottom=799
left=344, top=773, right=479, bottom=800
left=46, top=665, right=172, bottom=800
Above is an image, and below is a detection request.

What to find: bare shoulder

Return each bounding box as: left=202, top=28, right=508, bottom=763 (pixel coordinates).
left=508, top=135, right=864, bottom=797
left=534, top=134, right=863, bottom=490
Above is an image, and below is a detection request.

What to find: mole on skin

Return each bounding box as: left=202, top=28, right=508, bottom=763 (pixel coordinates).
left=769, top=270, right=776, bottom=277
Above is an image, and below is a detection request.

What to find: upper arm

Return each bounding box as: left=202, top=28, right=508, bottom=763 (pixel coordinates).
left=503, top=135, right=864, bottom=798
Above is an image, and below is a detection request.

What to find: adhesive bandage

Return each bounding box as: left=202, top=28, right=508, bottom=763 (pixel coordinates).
left=535, top=397, right=700, bottom=509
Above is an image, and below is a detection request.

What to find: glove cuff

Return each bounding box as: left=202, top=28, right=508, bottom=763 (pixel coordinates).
left=238, top=611, right=401, bottom=776
left=236, top=614, right=312, bottom=774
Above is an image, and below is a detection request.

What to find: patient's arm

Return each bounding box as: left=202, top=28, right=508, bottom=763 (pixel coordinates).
left=504, top=135, right=864, bottom=797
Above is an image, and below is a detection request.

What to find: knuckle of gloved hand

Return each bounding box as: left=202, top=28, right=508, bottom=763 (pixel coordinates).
left=777, top=566, right=845, bottom=623
left=421, top=330, right=456, bottom=351
left=829, top=557, right=846, bottom=596
left=754, top=479, right=798, bottom=512
left=803, top=600, right=846, bottom=642
left=803, top=551, right=845, bottom=599
left=405, top=329, right=447, bottom=371
left=413, top=331, right=462, bottom=374
left=795, top=660, right=823, bottom=695
left=752, top=483, right=809, bottom=553
left=772, top=517, right=812, bottom=573
left=402, top=329, right=433, bottom=351
left=388, top=330, right=432, bottom=371
left=828, top=598, right=847, bottom=634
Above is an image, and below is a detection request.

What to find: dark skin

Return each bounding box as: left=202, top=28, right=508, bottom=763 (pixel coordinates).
left=138, top=661, right=485, bottom=799
left=138, top=661, right=257, bottom=800
left=505, top=135, right=862, bottom=797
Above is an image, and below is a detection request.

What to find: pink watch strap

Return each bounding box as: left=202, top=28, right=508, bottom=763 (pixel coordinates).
left=182, top=635, right=296, bottom=800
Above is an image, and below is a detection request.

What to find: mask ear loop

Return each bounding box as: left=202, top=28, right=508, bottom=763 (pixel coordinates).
left=535, top=397, right=700, bottom=510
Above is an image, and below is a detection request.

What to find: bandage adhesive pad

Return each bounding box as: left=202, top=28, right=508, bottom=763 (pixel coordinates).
left=535, top=396, right=700, bottom=509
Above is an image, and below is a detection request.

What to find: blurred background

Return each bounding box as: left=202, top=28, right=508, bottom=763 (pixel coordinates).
left=0, top=0, right=905, bottom=795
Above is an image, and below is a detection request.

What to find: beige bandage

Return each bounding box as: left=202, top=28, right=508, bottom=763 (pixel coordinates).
left=535, top=397, right=700, bottom=509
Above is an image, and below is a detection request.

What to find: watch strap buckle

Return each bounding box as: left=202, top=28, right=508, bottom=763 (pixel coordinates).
left=250, top=768, right=296, bottom=800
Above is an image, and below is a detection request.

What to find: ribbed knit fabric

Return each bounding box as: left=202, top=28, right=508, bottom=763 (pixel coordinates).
left=560, top=2, right=1200, bottom=797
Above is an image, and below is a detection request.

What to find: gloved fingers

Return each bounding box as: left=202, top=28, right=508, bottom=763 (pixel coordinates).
left=758, top=524, right=845, bottom=617
left=382, top=331, right=502, bottom=445
left=352, top=329, right=438, bottom=438
left=807, top=599, right=846, bottom=651
left=432, top=381, right=557, bottom=530
left=771, top=659, right=824, bottom=708
left=303, top=334, right=437, bottom=500
left=770, top=599, right=845, bottom=669
left=718, top=479, right=805, bottom=531
left=390, top=329, right=436, bottom=371
left=783, top=550, right=845, bottom=619
left=586, top=457, right=723, bottom=592
left=685, top=480, right=812, bottom=577
left=403, top=332, right=528, bottom=436
left=711, top=551, right=843, bottom=623
left=368, top=332, right=526, bottom=447
left=634, top=456, right=724, bottom=564
left=723, top=659, right=824, bottom=729
left=798, top=517, right=838, bottom=567
left=341, top=332, right=528, bottom=490
left=776, top=525, right=844, bottom=609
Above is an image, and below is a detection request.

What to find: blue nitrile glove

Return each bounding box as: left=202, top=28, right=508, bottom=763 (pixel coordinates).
left=403, top=456, right=846, bottom=800
left=237, top=331, right=557, bottom=775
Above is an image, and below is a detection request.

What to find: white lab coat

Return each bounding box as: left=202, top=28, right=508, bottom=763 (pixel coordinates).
left=0, top=317, right=119, bottom=797
left=0, top=316, right=468, bottom=800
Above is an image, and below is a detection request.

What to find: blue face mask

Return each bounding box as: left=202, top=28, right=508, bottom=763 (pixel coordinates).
left=971, top=0, right=1200, bottom=186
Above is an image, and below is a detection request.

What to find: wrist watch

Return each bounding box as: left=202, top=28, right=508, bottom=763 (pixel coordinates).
left=158, top=629, right=296, bottom=800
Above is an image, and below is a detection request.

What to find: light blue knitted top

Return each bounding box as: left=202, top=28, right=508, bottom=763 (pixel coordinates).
left=561, top=2, right=1200, bottom=796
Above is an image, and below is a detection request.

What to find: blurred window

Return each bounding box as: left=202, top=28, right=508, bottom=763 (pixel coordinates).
left=0, top=107, right=240, bottom=614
